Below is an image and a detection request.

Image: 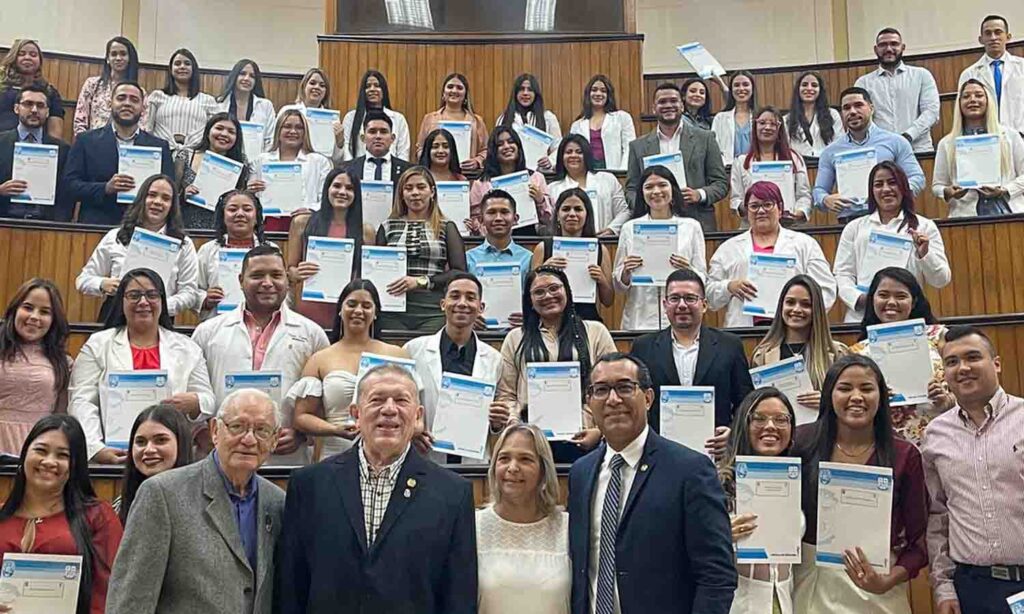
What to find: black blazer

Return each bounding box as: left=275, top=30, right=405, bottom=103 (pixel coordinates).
left=275, top=447, right=477, bottom=614
left=568, top=431, right=737, bottom=614
left=632, top=325, right=754, bottom=429
left=346, top=154, right=412, bottom=186
left=63, top=124, right=174, bottom=225
left=0, top=129, right=72, bottom=221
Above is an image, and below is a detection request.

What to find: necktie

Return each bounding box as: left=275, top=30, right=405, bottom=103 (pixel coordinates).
left=23, top=133, right=36, bottom=143
left=371, top=157, right=384, bottom=181
left=992, top=60, right=1004, bottom=108
left=595, top=454, right=626, bottom=614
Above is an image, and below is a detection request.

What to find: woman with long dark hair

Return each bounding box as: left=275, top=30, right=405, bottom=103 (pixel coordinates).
left=143, top=48, right=216, bottom=149
left=74, top=36, right=142, bottom=135
left=340, top=70, right=411, bottom=163
left=0, top=414, right=122, bottom=614
left=792, top=354, right=927, bottom=614
left=785, top=71, right=842, bottom=159
left=0, top=279, right=72, bottom=456
left=0, top=39, right=65, bottom=137
left=418, top=128, right=468, bottom=183
left=174, top=112, right=253, bottom=229
left=712, top=70, right=757, bottom=165
left=214, top=58, right=275, bottom=153
left=496, top=74, right=562, bottom=171
left=416, top=73, right=489, bottom=172
left=680, top=77, right=714, bottom=130
left=115, top=403, right=193, bottom=523
left=469, top=126, right=552, bottom=235
left=546, top=134, right=629, bottom=235
left=567, top=74, right=636, bottom=170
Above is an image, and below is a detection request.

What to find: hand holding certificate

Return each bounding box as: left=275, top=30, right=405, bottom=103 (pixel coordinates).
left=304, top=108, right=341, bottom=156
left=215, top=247, right=248, bottom=313
left=815, top=462, right=894, bottom=573
left=260, top=161, right=304, bottom=216
left=122, top=228, right=182, bottom=289
left=659, top=386, right=715, bottom=454
left=516, top=124, right=556, bottom=170
left=676, top=42, right=726, bottom=79
left=527, top=362, right=582, bottom=440
left=432, top=373, right=496, bottom=460
left=476, top=262, right=522, bottom=328
left=0, top=553, right=83, bottom=614
left=734, top=456, right=803, bottom=564
left=631, top=221, right=678, bottom=286
left=117, top=145, right=163, bottom=204
left=856, top=231, right=913, bottom=292
left=100, top=370, right=169, bottom=449
left=301, top=237, right=355, bottom=303
left=11, top=142, right=59, bottom=205
left=551, top=237, right=598, bottom=303
left=955, top=134, right=1002, bottom=187
left=361, top=246, right=407, bottom=312
left=186, top=151, right=244, bottom=210
left=866, top=318, right=932, bottom=405
left=643, top=152, right=688, bottom=189
left=743, top=254, right=797, bottom=318
left=436, top=181, right=471, bottom=235
left=438, top=121, right=473, bottom=165
left=750, top=357, right=816, bottom=424
left=492, top=171, right=537, bottom=228
left=834, top=148, right=876, bottom=206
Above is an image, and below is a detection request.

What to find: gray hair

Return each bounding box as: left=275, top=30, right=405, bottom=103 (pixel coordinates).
left=487, top=424, right=561, bottom=517
left=217, top=388, right=279, bottom=426
left=355, top=363, right=419, bottom=404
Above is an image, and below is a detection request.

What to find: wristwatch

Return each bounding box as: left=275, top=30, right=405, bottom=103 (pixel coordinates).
left=416, top=276, right=430, bottom=290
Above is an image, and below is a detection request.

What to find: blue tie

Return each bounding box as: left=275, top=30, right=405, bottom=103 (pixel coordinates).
left=992, top=60, right=1004, bottom=108
left=596, top=454, right=626, bottom=614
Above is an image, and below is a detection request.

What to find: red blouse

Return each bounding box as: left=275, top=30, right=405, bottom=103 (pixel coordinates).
left=0, top=502, right=123, bottom=614
left=130, top=344, right=161, bottom=370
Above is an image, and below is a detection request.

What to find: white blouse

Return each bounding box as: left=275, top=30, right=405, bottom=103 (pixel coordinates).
left=213, top=95, right=277, bottom=151
left=783, top=108, right=844, bottom=159
left=547, top=171, right=630, bottom=234
left=144, top=90, right=217, bottom=150
left=476, top=507, right=570, bottom=614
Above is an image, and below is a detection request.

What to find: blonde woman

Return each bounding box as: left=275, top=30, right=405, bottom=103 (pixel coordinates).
left=933, top=78, right=1024, bottom=217
left=750, top=275, right=847, bottom=424
left=476, top=424, right=569, bottom=614
left=374, top=166, right=467, bottom=332
left=0, top=39, right=64, bottom=137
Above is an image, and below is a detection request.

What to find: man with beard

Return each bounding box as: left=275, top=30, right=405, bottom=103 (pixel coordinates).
left=64, top=80, right=174, bottom=225
left=855, top=28, right=940, bottom=153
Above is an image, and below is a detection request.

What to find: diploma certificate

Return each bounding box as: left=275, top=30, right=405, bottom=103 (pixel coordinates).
left=857, top=230, right=913, bottom=292
left=260, top=161, right=304, bottom=216
left=743, top=253, right=797, bottom=318
left=866, top=318, right=932, bottom=406
left=361, top=180, right=394, bottom=231
left=492, top=171, right=537, bottom=228
left=834, top=148, right=876, bottom=207
left=117, top=145, right=163, bottom=204
left=11, top=143, right=58, bottom=205
left=476, top=262, right=522, bottom=328
left=224, top=371, right=283, bottom=406
left=527, top=361, right=582, bottom=440
left=516, top=124, right=556, bottom=170
left=100, top=370, right=168, bottom=449
left=658, top=386, right=715, bottom=455
left=437, top=121, right=473, bottom=166
left=239, top=121, right=265, bottom=163
left=122, top=228, right=181, bottom=289
left=735, top=456, right=803, bottom=564
left=815, top=462, right=894, bottom=573
left=676, top=42, right=726, bottom=79
left=1007, top=590, right=1024, bottom=612
left=643, top=152, right=688, bottom=189
left=436, top=181, right=471, bottom=236
left=955, top=134, right=1002, bottom=187
left=304, top=108, right=340, bottom=156
left=215, top=247, right=248, bottom=313
left=432, top=373, right=496, bottom=460
left=302, top=237, right=355, bottom=304
left=631, top=221, right=678, bottom=286
left=751, top=161, right=796, bottom=214
left=361, top=246, right=407, bottom=312
left=552, top=237, right=598, bottom=303
left=187, top=151, right=244, bottom=210
left=0, top=553, right=83, bottom=614
left=750, top=356, right=816, bottom=425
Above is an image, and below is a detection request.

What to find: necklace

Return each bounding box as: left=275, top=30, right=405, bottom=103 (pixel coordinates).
left=784, top=341, right=804, bottom=357
left=834, top=441, right=875, bottom=457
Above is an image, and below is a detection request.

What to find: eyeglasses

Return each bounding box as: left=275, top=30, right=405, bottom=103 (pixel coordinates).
left=588, top=381, right=642, bottom=400
left=16, top=101, right=46, bottom=110
left=746, top=202, right=778, bottom=213
left=749, top=413, right=793, bottom=428
left=666, top=293, right=704, bottom=306
left=530, top=283, right=565, bottom=300
left=221, top=420, right=278, bottom=442
left=124, top=290, right=162, bottom=303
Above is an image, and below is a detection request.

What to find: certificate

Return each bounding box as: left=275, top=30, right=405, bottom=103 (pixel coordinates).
left=643, top=152, right=688, bottom=189
left=304, top=108, right=340, bottom=156
left=260, top=161, right=304, bottom=216
left=361, top=180, right=394, bottom=231
left=361, top=246, right=407, bottom=312
left=750, top=356, right=816, bottom=425
left=476, top=262, right=522, bottom=328
left=492, top=171, right=537, bottom=228
left=239, top=121, right=265, bottom=163
left=186, top=151, right=244, bottom=210
left=1007, top=590, right=1024, bottom=612
left=743, top=253, right=797, bottom=318
left=734, top=456, right=803, bottom=564
left=659, top=386, right=715, bottom=455
left=436, top=181, right=471, bottom=235
left=552, top=237, right=598, bottom=303
left=516, top=124, right=556, bottom=170
left=302, top=237, right=355, bottom=303
left=955, top=134, right=1002, bottom=187
left=631, top=221, right=678, bottom=286
left=0, top=553, right=83, bottom=614
left=356, top=352, right=418, bottom=379
left=215, top=247, right=248, bottom=313
left=122, top=227, right=181, bottom=289
left=856, top=230, right=913, bottom=292
left=224, top=371, right=283, bottom=405
left=117, top=145, right=163, bottom=204
left=11, top=142, right=58, bottom=205
left=751, top=161, right=796, bottom=214
left=100, top=370, right=168, bottom=449
left=676, top=42, right=726, bottom=79
left=866, top=318, right=932, bottom=406
left=526, top=361, right=582, bottom=440
left=437, top=120, right=473, bottom=165
left=834, top=147, right=876, bottom=206
left=432, top=372, right=496, bottom=460
left=815, top=462, right=894, bottom=573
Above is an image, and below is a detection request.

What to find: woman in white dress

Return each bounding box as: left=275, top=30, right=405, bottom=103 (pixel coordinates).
left=477, top=423, right=569, bottom=614
left=784, top=71, right=843, bottom=159
left=290, top=279, right=409, bottom=460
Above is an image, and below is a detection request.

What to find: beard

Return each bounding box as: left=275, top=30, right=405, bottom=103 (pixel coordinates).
left=879, top=51, right=903, bottom=69
left=112, top=110, right=141, bottom=127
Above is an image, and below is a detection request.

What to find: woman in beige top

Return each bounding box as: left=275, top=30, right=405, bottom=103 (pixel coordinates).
left=415, top=72, right=489, bottom=172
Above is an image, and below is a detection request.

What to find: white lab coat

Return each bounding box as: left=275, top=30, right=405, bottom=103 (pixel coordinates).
left=75, top=227, right=200, bottom=317
left=69, top=326, right=215, bottom=460
left=707, top=226, right=837, bottom=328
left=568, top=110, right=637, bottom=170
left=213, top=95, right=276, bottom=150
left=729, top=154, right=813, bottom=220
left=338, top=106, right=411, bottom=164
left=959, top=53, right=1024, bottom=134
left=497, top=110, right=563, bottom=156
left=833, top=212, right=951, bottom=323
left=194, top=238, right=278, bottom=321
left=613, top=215, right=707, bottom=331
left=712, top=109, right=741, bottom=166
left=784, top=108, right=844, bottom=159
left=547, top=171, right=630, bottom=234
left=932, top=128, right=1024, bottom=217
left=191, top=302, right=329, bottom=466
left=254, top=149, right=332, bottom=215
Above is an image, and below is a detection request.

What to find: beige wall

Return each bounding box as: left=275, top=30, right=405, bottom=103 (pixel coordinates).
left=0, top=0, right=124, bottom=58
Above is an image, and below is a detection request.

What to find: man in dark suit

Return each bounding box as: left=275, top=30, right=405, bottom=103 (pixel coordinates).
left=63, top=80, right=173, bottom=225
left=632, top=268, right=754, bottom=441
left=569, top=351, right=737, bottom=614
left=276, top=363, right=477, bottom=614
left=625, top=82, right=728, bottom=232
left=0, top=84, right=72, bottom=221
left=346, top=110, right=413, bottom=184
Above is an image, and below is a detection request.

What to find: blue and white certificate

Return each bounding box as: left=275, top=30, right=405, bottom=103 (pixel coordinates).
left=122, top=227, right=181, bottom=289
left=631, top=221, right=678, bottom=286
left=302, top=237, right=355, bottom=304
left=955, top=134, right=1001, bottom=187
left=356, top=352, right=418, bottom=380
left=751, top=161, right=795, bottom=214
left=432, top=372, right=495, bottom=460
left=492, top=171, right=537, bottom=228
left=834, top=148, right=876, bottom=206
left=436, top=181, right=471, bottom=236
left=857, top=230, right=913, bottom=292
left=743, top=253, right=797, bottom=317
left=476, top=262, right=521, bottom=328
left=239, top=121, right=265, bottom=163
left=527, top=362, right=582, bottom=440
left=224, top=371, right=283, bottom=405
left=1007, top=589, right=1024, bottom=613
left=750, top=356, right=816, bottom=425
left=361, top=246, right=407, bottom=312
left=659, top=386, right=715, bottom=454
left=866, top=318, right=932, bottom=406
left=11, top=142, right=58, bottom=205
left=643, top=151, right=688, bottom=189
left=815, top=462, right=894, bottom=573
left=516, top=124, right=556, bottom=170
left=676, top=42, right=726, bottom=79
left=260, top=161, right=303, bottom=216
left=552, top=237, right=598, bottom=303
left=437, top=120, right=473, bottom=166
left=100, top=370, right=168, bottom=449
left=187, top=151, right=244, bottom=210
left=361, top=180, right=394, bottom=231
left=735, top=456, right=803, bottom=564
left=215, top=247, right=248, bottom=313
left=0, top=553, right=83, bottom=614
left=304, top=108, right=340, bottom=156
left=117, top=145, right=163, bottom=204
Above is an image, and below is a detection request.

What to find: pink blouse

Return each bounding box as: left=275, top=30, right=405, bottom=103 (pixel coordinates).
left=0, top=344, right=67, bottom=456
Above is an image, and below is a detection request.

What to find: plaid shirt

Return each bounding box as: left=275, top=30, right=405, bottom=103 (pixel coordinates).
left=358, top=442, right=410, bottom=546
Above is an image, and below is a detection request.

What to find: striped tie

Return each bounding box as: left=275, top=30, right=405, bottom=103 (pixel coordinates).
left=595, top=454, right=626, bottom=614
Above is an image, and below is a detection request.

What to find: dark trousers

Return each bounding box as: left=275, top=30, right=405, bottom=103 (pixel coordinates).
left=954, top=564, right=1024, bottom=613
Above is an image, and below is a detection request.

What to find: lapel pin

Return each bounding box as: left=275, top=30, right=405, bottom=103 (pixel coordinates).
left=640, top=464, right=649, bottom=472
left=407, top=478, right=417, bottom=488
left=403, top=489, right=412, bottom=498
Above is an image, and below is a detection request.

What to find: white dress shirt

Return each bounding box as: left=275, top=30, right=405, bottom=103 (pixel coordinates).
left=339, top=106, right=411, bottom=162
left=361, top=151, right=394, bottom=182
left=588, top=425, right=649, bottom=614
left=933, top=127, right=1024, bottom=216
left=784, top=108, right=844, bottom=158
left=672, top=334, right=700, bottom=386
left=657, top=123, right=684, bottom=155
left=854, top=62, right=940, bottom=152
left=254, top=149, right=332, bottom=215
left=547, top=172, right=630, bottom=234
left=568, top=111, right=637, bottom=171
left=959, top=52, right=1024, bottom=134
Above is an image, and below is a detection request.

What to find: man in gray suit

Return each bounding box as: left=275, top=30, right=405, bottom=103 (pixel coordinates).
left=106, top=389, right=286, bottom=614
left=625, top=82, right=729, bottom=231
